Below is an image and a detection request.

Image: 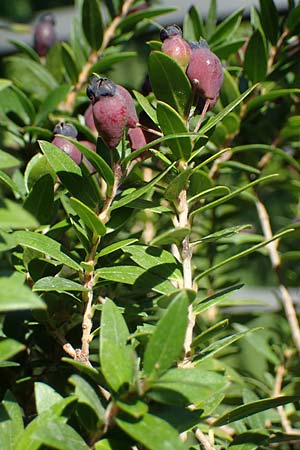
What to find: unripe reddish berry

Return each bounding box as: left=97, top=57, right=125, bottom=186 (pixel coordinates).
left=160, top=25, right=191, bottom=70
left=33, top=12, right=57, bottom=57
left=79, top=140, right=96, bottom=172
left=84, top=103, right=97, bottom=135
left=86, top=77, right=138, bottom=149
left=186, top=40, right=224, bottom=100
left=127, top=127, right=147, bottom=151
left=52, top=122, right=82, bottom=164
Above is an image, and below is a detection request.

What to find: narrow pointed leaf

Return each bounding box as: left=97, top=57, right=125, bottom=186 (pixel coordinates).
left=33, top=276, right=88, bottom=292
left=244, top=30, right=267, bottom=83
left=82, top=0, right=103, bottom=50
left=149, top=51, right=192, bottom=118
left=214, top=396, right=300, bottom=426
left=70, top=197, right=106, bottom=236
left=12, top=230, right=82, bottom=271
left=143, top=292, right=188, bottom=378
left=157, top=101, right=192, bottom=161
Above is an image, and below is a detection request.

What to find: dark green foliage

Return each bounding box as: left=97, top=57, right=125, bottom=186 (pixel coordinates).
left=1, top=0, right=300, bottom=449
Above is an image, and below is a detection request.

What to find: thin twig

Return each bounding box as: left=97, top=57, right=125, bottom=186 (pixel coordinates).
left=177, top=162, right=195, bottom=366
left=195, top=428, right=216, bottom=450
left=273, top=356, right=292, bottom=433
left=47, top=325, right=76, bottom=358
left=98, top=162, right=122, bottom=223
left=64, top=0, right=135, bottom=111
left=254, top=192, right=300, bottom=355
left=194, top=98, right=211, bottom=134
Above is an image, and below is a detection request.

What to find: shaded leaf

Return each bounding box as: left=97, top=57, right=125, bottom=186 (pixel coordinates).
left=0, top=272, right=45, bottom=312
left=82, top=0, right=103, bottom=50
left=33, top=276, right=88, bottom=293
left=143, top=292, right=188, bottom=378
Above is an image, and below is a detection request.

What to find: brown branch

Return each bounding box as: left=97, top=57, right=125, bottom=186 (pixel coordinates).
left=195, top=428, right=216, bottom=450
left=46, top=324, right=76, bottom=359
left=176, top=162, right=195, bottom=367
left=64, top=0, right=136, bottom=112
left=273, top=357, right=292, bottom=433
left=254, top=192, right=300, bottom=356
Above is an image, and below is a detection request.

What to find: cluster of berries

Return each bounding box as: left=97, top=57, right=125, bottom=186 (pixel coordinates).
left=49, top=24, right=223, bottom=165
left=160, top=25, right=224, bottom=110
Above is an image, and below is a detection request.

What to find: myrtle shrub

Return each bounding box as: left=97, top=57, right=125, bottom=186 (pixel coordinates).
left=1, top=0, right=300, bottom=449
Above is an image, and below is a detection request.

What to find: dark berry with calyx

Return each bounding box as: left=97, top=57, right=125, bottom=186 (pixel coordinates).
left=160, top=25, right=191, bottom=70
left=86, top=76, right=138, bottom=149
left=52, top=122, right=82, bottom=164
left=186, top=39, right=224, bottom=100
left=33, top=12, right=57, bottom=57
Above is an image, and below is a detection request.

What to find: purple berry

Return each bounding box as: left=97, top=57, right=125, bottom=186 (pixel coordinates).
left=52, top=122, right=82, bottom=164
left=33, top=12, right=57, bottom=57
left=160, top=25, right=191, bottom=70
left=86, top=77, right=138, bottom=149
left=186, top=39, right=224, bottom=100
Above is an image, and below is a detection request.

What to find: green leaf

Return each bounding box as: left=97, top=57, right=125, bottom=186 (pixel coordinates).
left=212, top=39, right=245, bottom=59
left=149, top=52, right=192, bottom=118
left=35, top=383, right=63, bottom=415
left=118, top=7, right=176, bottom=31
left=194, top=285, right=244, bottom=315
left=90, top=51, right=136, bottom=75
left=205, top=0, right=217, bottom=38
left=150, top=228, right=190, bottom=247
left=4, top=56, right=57, bottom=101
left=214, top=396, right=300, bottom=426
left=24, top=174, right=54, bottom=224
left=246, top=88, right=300, bottom=112
left=0, top=149, right=20, bottom=169
left=0, top=169, right=24, bottom=197
left=244, top=30, right=267, bottom=83
left=96, top=266, right=176, bottom=295
left=191, top=174, right=277, bottom=217
left=259, top=0, right=279, bottom=45
left=165, top=167, right=194, bottom=201
left=9, top=38, right=40, bottom=61
left=286, top=4, right=300, bottom=33
left=39, top=140, right=100, bottom=208
left=82, top=0, right=103, bottom=50
left=151, top=367, right=228, bottom=407
left=194, top=229, right=293, bottom=282
left=16, top=418, right=89, bottom=450
left=209, top=8, right=243, bottom=46
left=70, top=197, right=106, bottom=236
left=12, top=230, right=82, bottom=271
left=33, top=276, right=88, bottom=293
left=0, top=338, right=25, bottom=361
left=0, top=85, right=35, bottom=125
left=62, top=137, right=114, bottom=188
left=183, top=5, right=205, bottom=42
left=97, top=238, right=138, bottom=258
left=100, top=299, right=134, bottom=392
left=123, top=245, right=182, bottom=281
left=61, top=43, right=79, bottom=84
left=94, top=439, right=132, bottom=450
left=116, top=399, right=148, bottom=419
left=220, top=70, right=241, bottom=110
left=143, top=292, right=188, bottom=378
left=0, top=78, right=12, bottom=91
left=200, top=85, right=257, bottom=135
left=191, top=225, right=252, bottom=245
left=195, top=328, right=260, bottom=362
left=157, top=101, right=192, bottom=161
left=24, top=154, right=56, bottom=192
left=69, top=374, right=105, bottom=422
left=116, top=413, right=187, bottom=450
left=0, top=272, right=45, bottom=312
left=110, top=164, right=174, bottom=211
left=0, top=391, right=24, bottom=450
left=133, top=90, right=158, bottom=124
left=35, top=84, right=70, bottom=125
